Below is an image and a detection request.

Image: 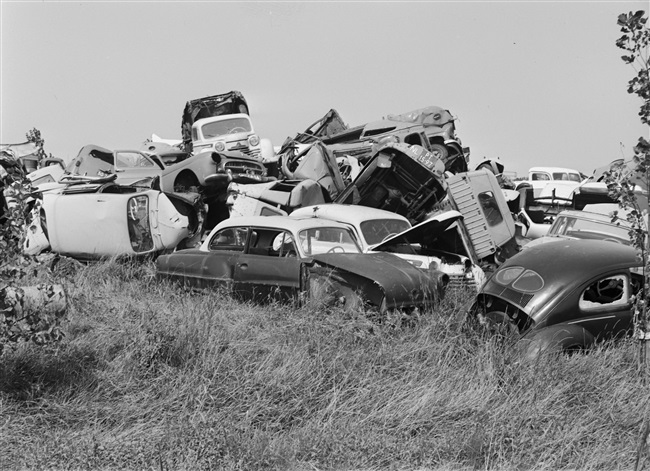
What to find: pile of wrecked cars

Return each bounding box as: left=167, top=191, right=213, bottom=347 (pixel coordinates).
left=5, top=90, right=648, bottom=357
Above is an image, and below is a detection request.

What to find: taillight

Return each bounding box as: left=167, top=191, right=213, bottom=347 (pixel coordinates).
left=248, top=134, right=260, bottom=147
left=127, top=196, right=154, bottom=253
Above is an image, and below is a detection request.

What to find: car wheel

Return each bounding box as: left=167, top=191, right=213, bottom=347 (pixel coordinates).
left=429, top=143, right=449, bottom=161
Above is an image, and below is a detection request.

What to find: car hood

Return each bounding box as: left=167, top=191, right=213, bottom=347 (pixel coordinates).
left=312, top=252, right=437, bottom=308
left=371, top=210, right=463, bottom=251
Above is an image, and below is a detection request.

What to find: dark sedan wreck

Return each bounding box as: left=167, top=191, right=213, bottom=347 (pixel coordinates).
left=157, top=215, right=448, bottom=313
left=467, top=239, right=642, bottom=356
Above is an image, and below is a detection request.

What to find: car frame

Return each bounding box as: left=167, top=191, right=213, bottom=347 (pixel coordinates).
left=156, top=215, right=448, bottom=312
left=467, top=239, right=642, bottom=355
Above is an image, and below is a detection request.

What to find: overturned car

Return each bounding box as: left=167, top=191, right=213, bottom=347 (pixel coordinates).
left=24, top=176, right=204, bottom=260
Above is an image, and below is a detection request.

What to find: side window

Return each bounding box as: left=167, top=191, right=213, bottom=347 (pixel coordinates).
left=272, top=232, right=298, bottom=257
left=208, top=227, right=247, bottom=252
left=579, top=274, right=629, bottom=309
left=478, top=191, right=504, bottom=227
left=531, top=173, right=550, bottom=181
left=247, top=228, right=296, bottom=257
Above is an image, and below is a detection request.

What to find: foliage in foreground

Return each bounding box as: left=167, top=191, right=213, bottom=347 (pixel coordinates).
left=0, top=129, right=66, bottom=354
left=1, top=259, right=649, bottom=470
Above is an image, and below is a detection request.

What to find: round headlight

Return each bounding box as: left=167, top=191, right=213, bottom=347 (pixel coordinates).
left=214, top=141, right=226, bottom=152
left=248, top=135, right=260, bottom=147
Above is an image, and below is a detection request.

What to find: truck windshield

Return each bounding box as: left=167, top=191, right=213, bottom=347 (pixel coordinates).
left=201, top=117, right=252, bottom=139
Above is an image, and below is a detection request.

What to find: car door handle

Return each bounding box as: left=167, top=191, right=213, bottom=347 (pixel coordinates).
left=239, top=263, right=248, bottom=270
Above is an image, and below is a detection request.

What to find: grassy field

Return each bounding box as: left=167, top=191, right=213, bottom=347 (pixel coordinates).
left=1, top=258, right=649, bottom=470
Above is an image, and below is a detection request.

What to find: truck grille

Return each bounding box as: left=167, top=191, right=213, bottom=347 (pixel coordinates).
left=226, top=141, right=261, bottom=160
left=447, top=275, right=480, bottom=293
left=224, top=160, right=265, bottom=176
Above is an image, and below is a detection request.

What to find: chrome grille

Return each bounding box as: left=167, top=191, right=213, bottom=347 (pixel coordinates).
left=224, top=161, right=265, bottom=175
left=446, top=275, right=479, bottom=293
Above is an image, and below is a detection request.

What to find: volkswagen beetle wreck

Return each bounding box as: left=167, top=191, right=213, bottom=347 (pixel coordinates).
left=156, top=215, right=449, bottom=313
left=467, top=239, right=643, bottom=357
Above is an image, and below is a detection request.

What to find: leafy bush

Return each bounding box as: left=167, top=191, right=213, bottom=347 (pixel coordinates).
left=0, top=130, right=66, bottom=354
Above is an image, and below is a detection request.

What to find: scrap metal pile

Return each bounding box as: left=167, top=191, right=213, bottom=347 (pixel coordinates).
left=2, top=90, right=647, bottom=355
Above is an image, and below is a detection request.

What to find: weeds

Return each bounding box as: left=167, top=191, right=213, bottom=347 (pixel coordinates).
left=0, top=260, right=649, bottom=470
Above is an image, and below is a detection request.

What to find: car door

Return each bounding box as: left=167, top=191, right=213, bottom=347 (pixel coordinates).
left=233, top=228, right=302, bottom=303
left=200, top=226, right=248, bottom=290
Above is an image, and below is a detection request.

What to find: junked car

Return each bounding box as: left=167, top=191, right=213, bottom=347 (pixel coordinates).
left=191, top=113, right=272, bottom=163
left=181, top=91, right=250, bottom=153
left=467, top=239, right=642, bottom=356
left=385, top=106, right=470, bottom=174
left=225, top=141, right=346, bottom=218
left=335, top=142, right=448, bottom=225
left=59, top=145, right=270, bottom=195
left=156, top=215, right=448, bottom=313
left=290, top=204, right=485, bottom=292
left=522, top=206, right=634, bottom=249
left=24, top=176, right=204, bottom=260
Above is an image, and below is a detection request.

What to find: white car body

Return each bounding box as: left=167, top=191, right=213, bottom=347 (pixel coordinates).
left=290, top=203, right=486, bottom=291
left=519, top=166, right=584, bottom=198
left=28, top=185, right=199, bottom=260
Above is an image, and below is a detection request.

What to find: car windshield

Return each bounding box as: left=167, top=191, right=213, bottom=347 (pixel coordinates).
left=201, top=117, right=252, bottom=139
left=65, top=148, right=114, bottom=177
left=298, top=227, right=361, bottom=255
left=360, top=218, right=411, bottom=246
left=550, top=215, right=631, bottom=244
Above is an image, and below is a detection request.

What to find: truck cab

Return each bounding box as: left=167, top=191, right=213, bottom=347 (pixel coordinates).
left=191, top=113, right=263, bottom=162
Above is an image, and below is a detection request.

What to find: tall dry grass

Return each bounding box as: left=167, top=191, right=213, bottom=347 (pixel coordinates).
left=1, top=258, right=649, bottom=470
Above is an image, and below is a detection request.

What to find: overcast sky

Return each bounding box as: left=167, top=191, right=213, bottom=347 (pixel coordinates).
left=1, top=1, right=648, bottom=177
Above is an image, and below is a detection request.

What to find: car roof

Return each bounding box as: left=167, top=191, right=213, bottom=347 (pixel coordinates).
left=502, top=239, right=640, bottom=279
left=556, top=208, right=631, bottom=226
left=290, top=204, right=411, bottom=226
left=529, top=166, right=581, bottom=174
left=213, top=215, right=355, bottom=233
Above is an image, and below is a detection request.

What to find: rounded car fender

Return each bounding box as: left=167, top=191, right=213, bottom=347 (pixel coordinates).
left=519, top=324, right=596, bottom=359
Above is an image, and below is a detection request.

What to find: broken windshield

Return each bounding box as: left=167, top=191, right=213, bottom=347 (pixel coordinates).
left=201, top=117, right=252, bottom=139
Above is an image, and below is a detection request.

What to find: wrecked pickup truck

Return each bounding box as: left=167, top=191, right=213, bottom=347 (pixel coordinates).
left=181, top=91, right=250, bottom=154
